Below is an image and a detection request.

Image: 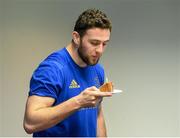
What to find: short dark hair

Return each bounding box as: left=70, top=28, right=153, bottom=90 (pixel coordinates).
left=74, top=8, right=112, bottom=37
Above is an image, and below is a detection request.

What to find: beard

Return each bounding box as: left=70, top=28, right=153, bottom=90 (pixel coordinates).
left=77, top=41, right=100, bottom=66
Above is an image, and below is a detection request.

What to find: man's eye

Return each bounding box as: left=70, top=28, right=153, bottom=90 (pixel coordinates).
left=91, top=42, right=99, bottom=46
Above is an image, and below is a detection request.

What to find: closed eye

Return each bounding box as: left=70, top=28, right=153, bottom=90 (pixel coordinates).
left=89, top=40, right=109, bottom=47
left=90, top=41, right=101, bottom=46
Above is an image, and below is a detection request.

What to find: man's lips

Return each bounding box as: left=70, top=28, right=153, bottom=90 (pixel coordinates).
left=92, top=54, right=101, bottom=58
left=92, top=56, right=99, bottom=59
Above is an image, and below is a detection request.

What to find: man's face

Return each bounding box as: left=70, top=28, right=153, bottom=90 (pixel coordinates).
left=77, top=28, right=110, bottom=66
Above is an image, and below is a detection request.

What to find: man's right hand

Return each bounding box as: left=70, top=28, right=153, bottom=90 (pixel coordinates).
left=74, top=86, right=112, bottom=108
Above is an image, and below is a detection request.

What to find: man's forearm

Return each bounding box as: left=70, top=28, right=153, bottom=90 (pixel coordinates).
left=24, top=97, right=80, bottom=134
left=97, top=105, right=107, bottom=137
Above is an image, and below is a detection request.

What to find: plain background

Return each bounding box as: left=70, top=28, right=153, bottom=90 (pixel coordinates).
left=0, top=0, right=179, bottom=136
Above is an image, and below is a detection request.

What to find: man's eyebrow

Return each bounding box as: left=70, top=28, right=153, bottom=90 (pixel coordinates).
left=104, top=40, right=110, bottom=43
left=89, top=39, right=110, bottom=43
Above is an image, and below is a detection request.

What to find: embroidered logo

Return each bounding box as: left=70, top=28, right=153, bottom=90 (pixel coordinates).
left=94, top=76, right=100, bottom=87
left=69, top=79, right=80, bottom=88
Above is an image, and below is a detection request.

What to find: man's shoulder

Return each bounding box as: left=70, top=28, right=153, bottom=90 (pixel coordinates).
left=46, top=48, right=68, bottom=64
left=37, top=48, right=69, bottom=71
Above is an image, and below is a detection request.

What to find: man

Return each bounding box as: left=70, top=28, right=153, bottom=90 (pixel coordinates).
left=23, top=8, right=112, bottom=137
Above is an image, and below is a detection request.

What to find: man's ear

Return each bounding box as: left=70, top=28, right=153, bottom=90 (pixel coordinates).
left=72, top=31, right=80, bottom=47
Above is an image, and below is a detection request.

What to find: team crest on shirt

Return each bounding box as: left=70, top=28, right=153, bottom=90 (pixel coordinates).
left=94, top=76, right=100, bottom=88
left=69, top=79, right=80, bottom=88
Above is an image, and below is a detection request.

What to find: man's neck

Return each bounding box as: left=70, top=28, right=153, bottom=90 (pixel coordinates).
left=66, top=43, right=87, bottom=67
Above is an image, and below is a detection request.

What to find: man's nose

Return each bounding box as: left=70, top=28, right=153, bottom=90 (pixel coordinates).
left=96, top=44, right=104, bottom=54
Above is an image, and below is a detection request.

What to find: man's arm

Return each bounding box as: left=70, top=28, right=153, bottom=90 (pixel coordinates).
left=97, top=103, right=107, bottom=137
left=23, top=95, right=80, bottom=134
left=23, top=86, right=112, bottom=134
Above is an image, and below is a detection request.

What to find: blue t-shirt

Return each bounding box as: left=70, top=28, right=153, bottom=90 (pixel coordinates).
left=29, top=48, right=105, bottom=137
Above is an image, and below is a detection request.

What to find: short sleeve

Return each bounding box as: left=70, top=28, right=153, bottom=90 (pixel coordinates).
left=29, top=61, right=64, bottom=100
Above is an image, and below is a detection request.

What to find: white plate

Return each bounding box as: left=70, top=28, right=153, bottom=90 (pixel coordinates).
left=111, top=89, right=123, bottom=94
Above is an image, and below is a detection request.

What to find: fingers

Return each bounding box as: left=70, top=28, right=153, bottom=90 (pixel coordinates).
left=78, top=86, right=112, bottom=108
left=86, top=86, right=112, bottom=97
left=94, top=91, right=112, bottom=97
left=87, top=86, right=99, bottom=91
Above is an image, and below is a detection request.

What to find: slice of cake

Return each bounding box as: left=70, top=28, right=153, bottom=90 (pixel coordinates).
left=99, top=82, right=113, bottom=92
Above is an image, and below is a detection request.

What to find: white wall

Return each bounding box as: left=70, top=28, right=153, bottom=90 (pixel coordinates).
left=0, top=0, right=179, bottom=136
left=178, top=3, right=180, bottom=136
left=0, top=0, right=3, bottom=135
left=101, top=0, right=180, bottom=136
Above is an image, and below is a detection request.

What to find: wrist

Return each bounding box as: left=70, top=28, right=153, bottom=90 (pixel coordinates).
left=72, top=95, right=83, bottom=109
